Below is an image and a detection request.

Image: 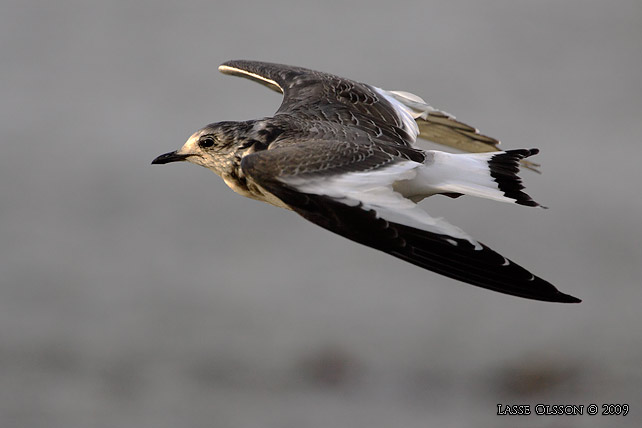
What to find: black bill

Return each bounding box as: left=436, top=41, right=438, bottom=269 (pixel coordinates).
left=151, top=151, right=193, bottom=165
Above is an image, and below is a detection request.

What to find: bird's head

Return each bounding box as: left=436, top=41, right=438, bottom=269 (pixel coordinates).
left=151, top=121, right=243, bottom=175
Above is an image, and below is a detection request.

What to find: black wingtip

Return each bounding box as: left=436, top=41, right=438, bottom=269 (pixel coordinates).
left=554, top=292, right=582, bottom=304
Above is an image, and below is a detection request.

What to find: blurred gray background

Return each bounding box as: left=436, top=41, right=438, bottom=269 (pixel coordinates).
left=2, top=0, right=641, bottom=427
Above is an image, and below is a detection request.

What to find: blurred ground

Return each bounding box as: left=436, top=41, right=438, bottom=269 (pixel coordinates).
left=1, top=1, right=641, bottom=427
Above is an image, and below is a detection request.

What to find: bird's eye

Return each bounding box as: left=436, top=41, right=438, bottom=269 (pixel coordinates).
left=199, top=136, right=216, bottom=148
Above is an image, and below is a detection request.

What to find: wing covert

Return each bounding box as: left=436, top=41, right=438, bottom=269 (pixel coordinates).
left=219, top=60, right=418, bottom=146
left=219, top=60, right=540, bottom=171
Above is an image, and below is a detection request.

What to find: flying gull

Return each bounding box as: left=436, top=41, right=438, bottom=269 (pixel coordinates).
left=152, top=60, right=580, bottom=303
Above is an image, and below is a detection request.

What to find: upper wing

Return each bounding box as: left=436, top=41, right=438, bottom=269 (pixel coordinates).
left=219, top=60, right=540, bottom=172
left=240, top=139, right=579, bottom=303
left=386, top=90, right=541, bottom=172
left=219, top=60, right=418, bottom=146
left=386, top=90, right=500, bottom=151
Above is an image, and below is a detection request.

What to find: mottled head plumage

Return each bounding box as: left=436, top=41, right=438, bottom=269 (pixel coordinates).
left=164, top=121, right=254, bottom=174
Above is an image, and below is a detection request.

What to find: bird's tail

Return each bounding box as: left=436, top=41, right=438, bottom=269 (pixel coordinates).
left=406, top=149, right=542, bottom=207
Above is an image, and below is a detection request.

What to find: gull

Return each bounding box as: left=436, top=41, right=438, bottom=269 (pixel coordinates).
left=152, top=60, right=580, bottom=303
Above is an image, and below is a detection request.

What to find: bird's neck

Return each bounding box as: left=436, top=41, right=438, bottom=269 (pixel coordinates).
left=220, top=119, right=285, bottom=194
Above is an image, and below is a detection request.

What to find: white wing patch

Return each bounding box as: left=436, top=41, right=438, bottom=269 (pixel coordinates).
left=371, top=86, right=420, bottom=141
left=384, top=89, right=505, bottom=155
left=386, top=90, right=451, bottom=120
left=280, top=160, right=482, bottom=249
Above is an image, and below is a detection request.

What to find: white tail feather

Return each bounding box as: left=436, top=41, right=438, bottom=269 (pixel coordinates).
left=394, top=150, right=541, bottom=207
